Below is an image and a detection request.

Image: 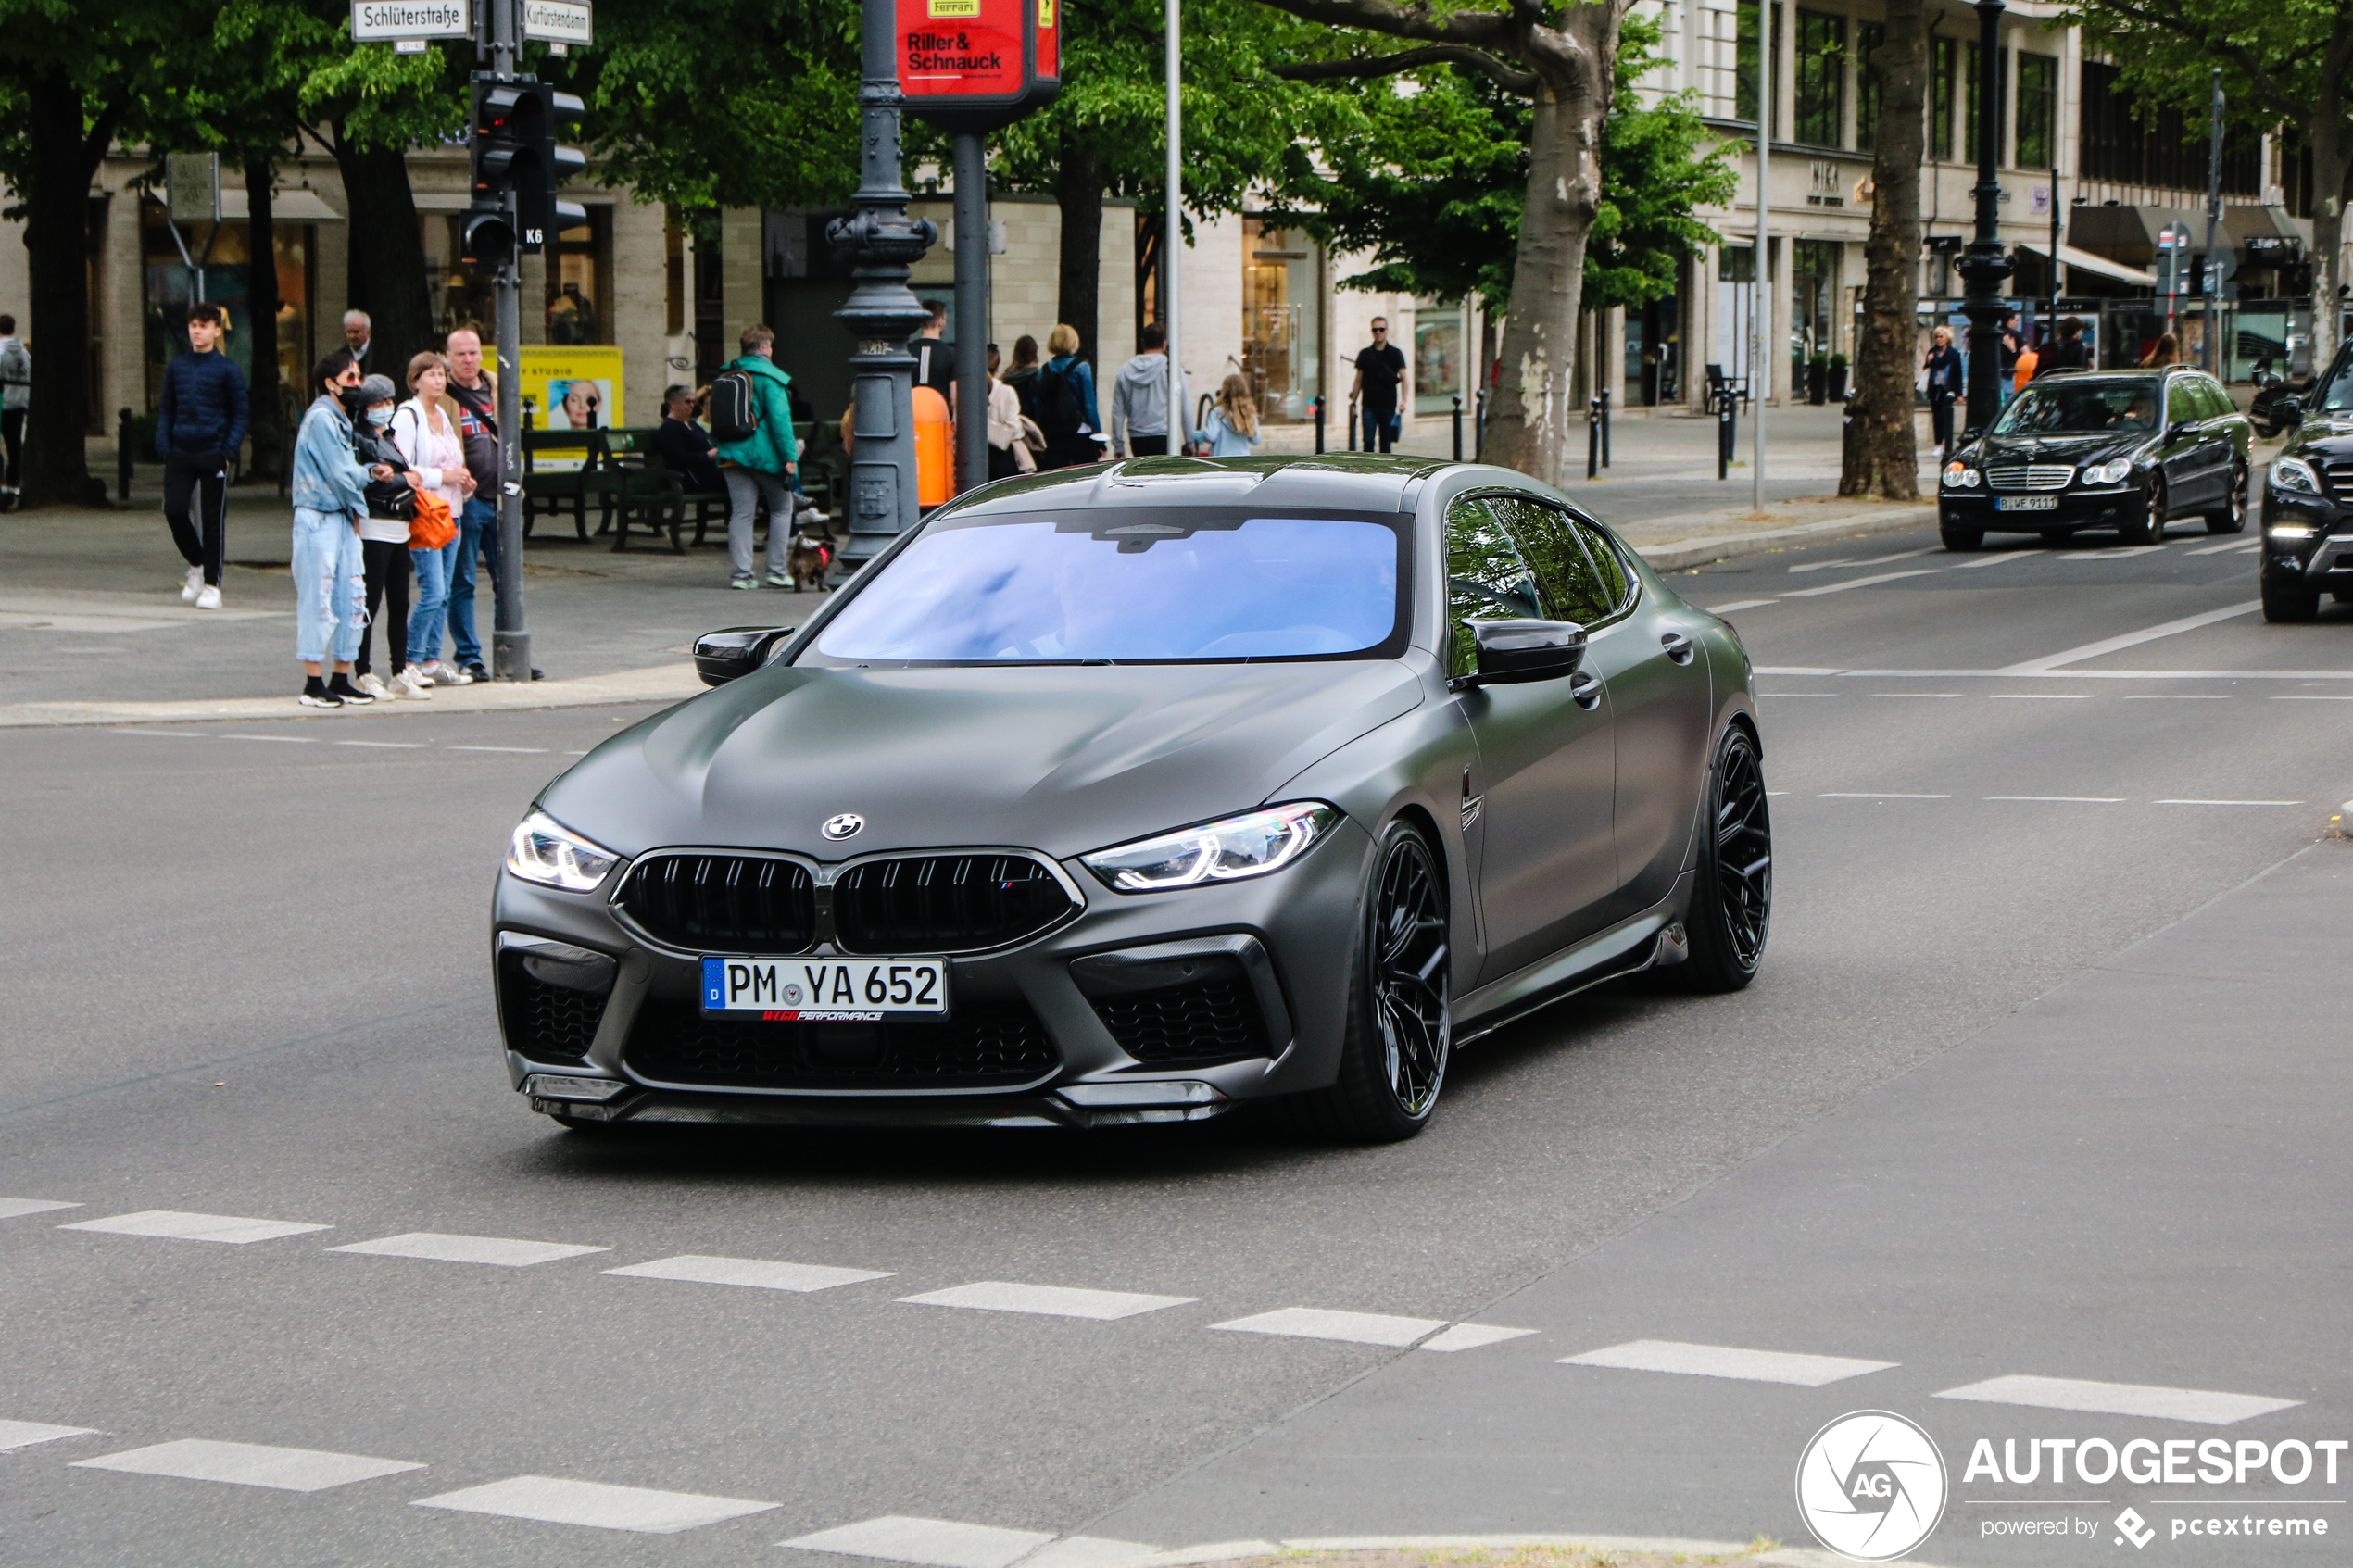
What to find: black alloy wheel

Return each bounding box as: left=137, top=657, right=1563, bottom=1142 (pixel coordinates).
left=1292, top=821, right=1452, bottom=1142
left=2120, top=480, right=2160, bottom=546
left=1670, top=724, right=1771, bottom=992
left=2207, top=463, right=2248, bottom=534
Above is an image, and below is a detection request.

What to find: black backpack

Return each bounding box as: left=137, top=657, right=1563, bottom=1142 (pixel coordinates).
left=708, top=368, right=761, bottom=444
left=1034, top=362, right=1085, bottom=441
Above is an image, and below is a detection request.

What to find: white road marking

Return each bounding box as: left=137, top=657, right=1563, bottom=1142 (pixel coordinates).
left=1211, top=1307, right=1447, bottom=1347
left=1022, top=1536, right=1166, bottom=1568
left=605, top=1255, right=892, bottom=1292
left=1986, top=796, right=2124, bottom=803
left=415, top=1474, right=778, bottom=1533
left=1935, top=1374, right=2300, bottom=1426
left=783, top=1516, right=1058, bottom=1568
left=0, top=1198, right=80, bottom=1219
left=1786, top=555, right=1861, bottom=573
left=1999, top=600, right=2263, bottom=673
left=2155, top=798, right=2305, bottom=807
left=1989, top=693, right=2091, bottom=699
left=109, top=728, right=204, bottom=738
left=328, top=1232, right=610, bottom=1266
left=216, top=733, right=318, bottom=743
left=1820, top=793, right=1951, bottom=798
left=1559, top=1338, right=1896, bottom=1386
left=1755, top=666, right=1843, bottom=675
left=1760, top=692, right=1839, bottom=697
left=899, top=1282, right=1195, bottom=1320
left=2184, top=536, right=2262, bottom=555
left=1419, top=1323, right=1539, bottom=1353
left=2273, top=694, right=2353, bottom=700
left=59, top=1210, right=330, bottom=1244
left=2057, top=545, right=2169, bottom=560
left=1782, top=569, right=1943, bottom=597
left=0, top=1420, right=96, bottom=1451
left=72, top=1438, right=423, bottom=1492
left=1952, top=550, right=2033, bottom=569
left=1705, top=599, right=1779, bottom=613
left=334, top=739, right=427, bottom=748
left=1790, top=546, right=1941, bottom=573
left=564, top=749, right=590, bottom=755
left=2125, top=694, right=2232, bottom=699
left=1869, top=692, right=1960, bottom=698
left=447, top=745, right=548, bottom=753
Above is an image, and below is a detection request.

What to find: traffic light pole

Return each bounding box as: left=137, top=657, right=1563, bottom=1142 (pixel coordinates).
left=489, top=0, right=530, bottom=680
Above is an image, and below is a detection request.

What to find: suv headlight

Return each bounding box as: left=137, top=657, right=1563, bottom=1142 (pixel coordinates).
left=1081, top=802, right=1340, bottom=892
left=2082, top=458, right=2133, bottom=485
left=1942, top=460, right=1981, bottom=488
left=2271, top=456, right=2322, bottom=495
left=507, top=809, right=622, bottom=892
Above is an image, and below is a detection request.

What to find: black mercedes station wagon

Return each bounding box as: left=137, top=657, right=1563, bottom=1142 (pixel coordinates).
left=1937, top=369, right=2250, bottom=551
left=489, top=456, right=1770, bottom=1142
left=2259, top=345, right=2353, bottom=621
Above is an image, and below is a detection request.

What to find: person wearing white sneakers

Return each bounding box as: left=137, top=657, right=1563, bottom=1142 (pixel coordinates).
left=391, top=350, right=474, bottom=692
left=291, top=351, right=398, bottom=708
left=157, top=302, right=247, bottom=612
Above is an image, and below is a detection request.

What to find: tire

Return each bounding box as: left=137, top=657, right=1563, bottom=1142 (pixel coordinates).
left=2207, top=463, right=2248, bottom=533
left=1288, top=820, right=1451, bottom=1143
left=1940, top=523, right=1984, bottom=552
left=2040, top=529, right=2071, bottom=547
left=2119, top=483, right=2158, bottom=546
left=2262, top=576, right=2321, bottom=623
left=1669, top=724, right=1772, bottom=993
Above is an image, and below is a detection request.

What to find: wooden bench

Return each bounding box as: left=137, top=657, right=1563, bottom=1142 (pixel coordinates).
left=521, top=428, right=608, bottom=542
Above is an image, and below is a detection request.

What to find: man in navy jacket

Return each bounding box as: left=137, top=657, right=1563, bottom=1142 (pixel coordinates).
left=156, top=303, right=249, bottom=608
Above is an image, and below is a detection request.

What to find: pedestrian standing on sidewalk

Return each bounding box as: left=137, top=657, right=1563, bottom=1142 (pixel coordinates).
left=912, top=300, right=954, bottom=398
left=1202, top=373, right=1262, bottom=457
left=443, top=329, right=497, bottom=682
left=1349, top=318, right=1407, bottom=453
left=1110, top=323, right=1187, bottom=458
left=713, top=324, right=799, bottom=589
left=1923, top=327, right=1963, bottom=453
left=1003, top=334, right=1042, bottom=429
left=392, top=351, right=473, bottom=691
left=344, top=310, right=374, bottom=371
left=2035, top=316, right=2090, bottom=378
left=0, top=314, right=29, bottom=502
left=984, top=347, right=1033, bottom=479
left=290, top=350, right=387, bottom=708
left=157, top=302, right=249, bottom=610
left=1034, top=324, right=1103, bottom=470
left=345, top=374, right=422, bottom=702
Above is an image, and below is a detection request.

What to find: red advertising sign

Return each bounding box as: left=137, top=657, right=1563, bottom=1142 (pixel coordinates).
left=896, top=0, right=1059, bottom=131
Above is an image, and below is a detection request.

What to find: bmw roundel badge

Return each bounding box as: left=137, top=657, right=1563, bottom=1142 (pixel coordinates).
left=822, top=812, right=864, bottom=841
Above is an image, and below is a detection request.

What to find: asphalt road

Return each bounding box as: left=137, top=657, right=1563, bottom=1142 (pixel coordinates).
left=2, top=512, right=2347, bottom=1566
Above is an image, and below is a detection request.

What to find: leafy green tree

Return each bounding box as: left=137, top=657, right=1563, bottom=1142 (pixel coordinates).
left=1839, top=0, right=1926, bottom=500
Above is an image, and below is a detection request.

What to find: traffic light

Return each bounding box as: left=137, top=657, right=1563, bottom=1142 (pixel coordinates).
left=466, top=76, right=588, bottom=259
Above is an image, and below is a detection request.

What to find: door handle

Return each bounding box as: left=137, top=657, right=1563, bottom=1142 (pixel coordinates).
left=1569, top=671, right=1603, bottom=709
left=1661, top=632, right=1695, bottom=665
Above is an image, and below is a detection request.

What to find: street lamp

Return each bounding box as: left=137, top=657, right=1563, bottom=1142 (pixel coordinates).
left=1955, top=0, right=2012, bottom=437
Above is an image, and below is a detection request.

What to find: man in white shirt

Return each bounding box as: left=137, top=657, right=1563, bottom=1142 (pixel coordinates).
left=0, top=313, right=28, bottom=498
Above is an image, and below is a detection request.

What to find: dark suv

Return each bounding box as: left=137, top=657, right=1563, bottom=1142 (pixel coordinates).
left=2259, top=345, right=2353, bottom=621
left=1936, top=369, right=2250, bottom=551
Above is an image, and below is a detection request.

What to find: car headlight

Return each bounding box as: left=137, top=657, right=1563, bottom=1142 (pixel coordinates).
left=2081, top=458, right=2133, bottom=485
left=2266, top=522, right=2317, bottom=539
left=1081, top=802, right=1340, bottom=892
left=506, top=809, right=622, bottom=892
left=2271, top=456, right=2322, bottom=494
left=1942, top=461, right=1981, bottom=489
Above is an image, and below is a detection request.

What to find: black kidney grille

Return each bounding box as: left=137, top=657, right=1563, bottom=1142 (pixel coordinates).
left=623, top=996, right=1057, bottom=1088
left=618, top=855, right=816, bottom=951
left=832, top=855, right=1076, bottom=954
left=1090, top=972, right=1269, bottom=1065
left=499, top=955, right=609, bottom=1062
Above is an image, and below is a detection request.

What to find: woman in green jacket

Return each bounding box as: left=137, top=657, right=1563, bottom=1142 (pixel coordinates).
left=715, top=324, right=800, bottom=588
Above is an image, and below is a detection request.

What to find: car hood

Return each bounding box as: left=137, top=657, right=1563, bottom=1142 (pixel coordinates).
left=1975, top=432, right=2145, bottom=465
left=542, top=659, right=1425, bottom=861
left=2284, top=414, right=2353, bottom=459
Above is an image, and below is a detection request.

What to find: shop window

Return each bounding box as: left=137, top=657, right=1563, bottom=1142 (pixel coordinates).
left=1790, top=238, right=1839, bottom=386
left=1793, top=11, right=1845, bottom=148
left=141, top=202, right=310, bottom=417
left=1241, top=217, right=1322, bottom=424
left=2016, top=54, right=2056, bottom=170
left=428, top=214, right=497, bottom=341
left=546, top=207, right=614, bottom=345
left=1414, top=309, right=1464, bottom=417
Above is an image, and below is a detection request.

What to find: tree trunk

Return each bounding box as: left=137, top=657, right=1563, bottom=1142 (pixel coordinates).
left=331, top=138, right=435, bottom=382
left=1055, top=138, right=1103, bottom=366
left=2308, top=115, right=2353, bottom=377
left=19, top=71, right=107, bottom=509
left=1839, top=0, right=1925, bottom=499
left=1486, top=30, right=1616, bottom=485
left=244, top=156, right=283, bottom=483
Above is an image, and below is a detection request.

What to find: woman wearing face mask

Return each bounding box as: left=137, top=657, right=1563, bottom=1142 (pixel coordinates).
left=392, top=351, right=473, bottom=689
left=345, top=374, right=427, bottom=703
left=289, top=350, right=393, bottom=708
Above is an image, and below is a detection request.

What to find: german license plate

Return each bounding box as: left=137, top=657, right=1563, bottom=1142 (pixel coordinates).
left=700, top=957, right=949, bottom=1020
left=1996, top=495, right=2058, bottom=511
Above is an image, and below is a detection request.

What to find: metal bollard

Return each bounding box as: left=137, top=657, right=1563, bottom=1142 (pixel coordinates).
left=1452, top=395, right=1463, bottom=461
left=1586, top=395, right=1600, bottom=480
left=1347, top=399, right=1358, bottom=452
left=1475, top=388, right=1487, bottom=460
left=118, top=408, right=133, bottom=501
left=1718, top=392, right=1736, bottom=480
left=1600, top=386, right=1611, bottom=468
left=1314, top=395, right=1325, bottom=455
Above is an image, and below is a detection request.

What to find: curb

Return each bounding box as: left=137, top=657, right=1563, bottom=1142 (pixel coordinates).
left=0, top=664, right=704, bottom=728
left=1634, top=505, right=1936, bottom=572
left=1076, top=1533, right=1958, bottom=1568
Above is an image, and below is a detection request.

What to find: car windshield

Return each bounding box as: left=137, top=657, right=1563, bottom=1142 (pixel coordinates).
left=808, top=508, right=1405, bottom=664
left=1990, top=382, right=2160, bottom=436
left=2312, top=352, right=2353, bottom=412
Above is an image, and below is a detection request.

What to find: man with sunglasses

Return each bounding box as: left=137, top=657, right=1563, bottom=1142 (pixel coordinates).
left=1350, top=317, right=1408, bottom=454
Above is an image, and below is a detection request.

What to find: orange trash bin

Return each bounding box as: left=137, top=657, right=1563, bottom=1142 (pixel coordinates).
left=912, top=386, right=952, bottom=508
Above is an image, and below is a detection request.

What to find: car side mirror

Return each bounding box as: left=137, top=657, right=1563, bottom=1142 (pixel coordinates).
left=2282, top=395, right=2305, bottom=424
left=2165, top=420, right=2199, bottom=443
left=1470, top=618, right=1586, bottom=685
left=694, top=625, right=796, bottom=686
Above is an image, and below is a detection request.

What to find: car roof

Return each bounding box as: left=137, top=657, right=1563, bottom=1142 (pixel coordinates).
left=943, top=454, right=1456, bottom=518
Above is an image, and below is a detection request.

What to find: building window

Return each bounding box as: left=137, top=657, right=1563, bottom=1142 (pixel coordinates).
left=1241, top=217, right=1321, bottom=424
left=665, top=206, right=686, bottom=335
left=1855, top=22, right=1883, bottom=152
left=1931, top=37, right=1956, bottom=160
left=141, top=204, right=309, bottom=418
left=430, top=215, right=496, bottom=341
left=2015, top=54, right=2057, bottom=170
left=2079, top=60, right=2262, bottom=194
left=1793, top=11, right=1845, bottom=148
left=1790, top=238, right=1839, bottom=386
left=1736, top=0, right=1761, bottom=124
left=546, top=207, right=613, bottom=345
left=1963, top=42, right=2007, bottom=167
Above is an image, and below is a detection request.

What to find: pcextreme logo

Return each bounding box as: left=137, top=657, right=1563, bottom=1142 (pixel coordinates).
left=1795, top=1411, right=1951, bottom=1561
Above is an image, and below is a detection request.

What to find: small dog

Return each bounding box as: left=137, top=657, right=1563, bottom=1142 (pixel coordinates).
left=786, top=532, right=833, bottom=592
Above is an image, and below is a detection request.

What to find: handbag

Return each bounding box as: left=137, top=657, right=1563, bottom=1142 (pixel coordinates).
left=409, top=487, right=458, bottom=550
left=1018, top=414, right=1048, bottom=453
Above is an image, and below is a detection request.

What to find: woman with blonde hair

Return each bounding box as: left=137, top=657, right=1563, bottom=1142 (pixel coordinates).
left=1034, top=322, right=1104, bottom=469
left=1202, top=373, right=1262, bottom=458
left=1923, top=325, right=1963, bottom=453
left=391, top=349, right=475, bottom=691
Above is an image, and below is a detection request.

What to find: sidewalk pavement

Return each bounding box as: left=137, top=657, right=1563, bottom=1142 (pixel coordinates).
left=2, top=445, right=1931, bottom=727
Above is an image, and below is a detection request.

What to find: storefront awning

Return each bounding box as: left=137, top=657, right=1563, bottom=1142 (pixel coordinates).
left=148, top=189, right=346, bottom=222
left=2019, top=242, right=2157, bottom=288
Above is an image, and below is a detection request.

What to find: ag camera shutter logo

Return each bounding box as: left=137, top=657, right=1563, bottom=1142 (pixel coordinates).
left=1795, top=1411, right=1949, bottom=1561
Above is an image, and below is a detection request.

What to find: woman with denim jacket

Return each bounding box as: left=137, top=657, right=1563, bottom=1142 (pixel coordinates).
left=291, top=349, right=407, bottom=708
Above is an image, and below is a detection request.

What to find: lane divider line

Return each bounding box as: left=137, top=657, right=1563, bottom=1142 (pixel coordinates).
left=1998, top=600, right=2263, bottom=673
left=1934, top=1374, right=2300, bottom=1427
left=1559, top=1338, right=1896, bottom=1386
left=415, top=1474, right=780, bottom=1534
left=72, top=1437, right=423, bottom=1493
